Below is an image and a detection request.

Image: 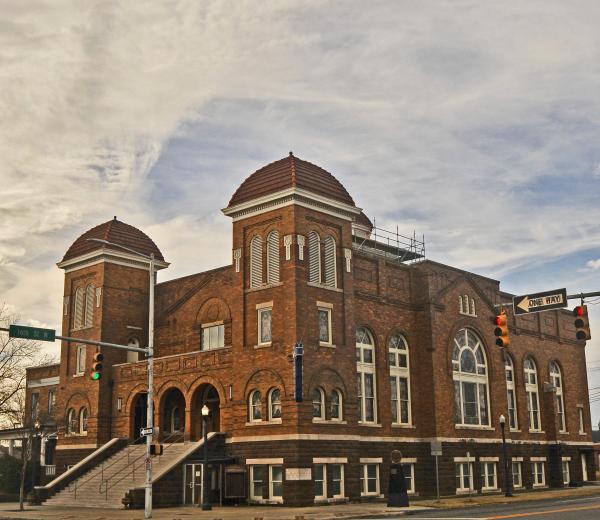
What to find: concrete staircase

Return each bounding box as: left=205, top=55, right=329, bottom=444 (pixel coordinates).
left=44, top=440, right=196, bottom=508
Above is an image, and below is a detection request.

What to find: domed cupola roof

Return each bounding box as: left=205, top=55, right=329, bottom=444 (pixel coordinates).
left=227, top=153, right=356, bottom=209
left=61, top=217, right=165, bottom=263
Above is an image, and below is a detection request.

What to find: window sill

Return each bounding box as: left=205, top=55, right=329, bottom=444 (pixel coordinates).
left=456, top=489, right=475, bottom=495
left=307, top=282, right=343, bottom=293
left=245, top=282, right=284, bottom=293
left=455, top=425, right=495, bottom=431
left=528, top=430, right=545, bottom=434
left=319, top=342, right=336, bottom=348
left=65, top=432, right=88, bottom=438
left=392, top=424, right=416, bottom=429
left=245, top=420, right=282, bottom=426
left=459, top=312, right=478, bottom=317
left=510, top=429, right=521, bottom=433
left=532, top=484, right=548, bottom=489
left=358, top=422, right=382, bottom=428
left=249, top=498, right=283, bottom=505
left=579, top=432, right=587, bottom=436
left=200, top=345, right=232, bottom=353
left=481, top=488, right=500, bottom=494
left=254, top=343, right=272, bottom=349
left=72, top=373, right=84, bottom=378
left=314, top=497, right=348, bottom=504
left=360, top=493, right=383, bottom=498
left=312, top=419, right=347, bottom=425
left=558, top=431, right=569, bottom=435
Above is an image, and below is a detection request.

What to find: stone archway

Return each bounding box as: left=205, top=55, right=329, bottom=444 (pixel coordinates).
left=191, top=384, right=220, bottom=440
left=131, top=392, right=148, bottom=442
left=160, top=388, right=186, bottom=440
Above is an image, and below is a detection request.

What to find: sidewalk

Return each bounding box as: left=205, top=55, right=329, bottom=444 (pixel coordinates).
left=0, top=486, right=599, bottom=520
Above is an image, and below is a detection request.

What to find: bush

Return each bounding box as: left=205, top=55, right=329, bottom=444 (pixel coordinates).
left=0, top=455, right=31, bottom=494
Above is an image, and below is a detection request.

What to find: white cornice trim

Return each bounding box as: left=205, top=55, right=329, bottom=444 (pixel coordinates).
left=57, top=249, right=169, bottom=273
left=27, top=376, right=59, bottom=388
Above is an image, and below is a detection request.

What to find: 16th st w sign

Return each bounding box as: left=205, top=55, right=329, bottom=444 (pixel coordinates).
left=513, top=288, right=568, bottom=315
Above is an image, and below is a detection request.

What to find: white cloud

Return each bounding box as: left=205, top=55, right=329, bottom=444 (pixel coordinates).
left=585, top=259, right=600, bottom=271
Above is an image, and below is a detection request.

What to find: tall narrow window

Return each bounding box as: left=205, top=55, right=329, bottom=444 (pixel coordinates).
left=323, top=235, right=337, bottom=287
left=31, top=393, right=39, bottom=421
left=550, top=361, right=566, bottom=433
left=505, top=355, right=518, bottom=430
left=356, top=327, right=377, bottom=423
left=250, top=236, right=263, bottom=288
left=308, top=231, right=321, bottom=283
left=330, top=389, right=342, bottom=420
left=84, top=284, right=94, bottom=328
left=79, top=408, right=88, bottom=434
left=360, top=464, right=380, bottom=495
left=66, top=409, right=76, bottom=434
left=268, top=388, right=281, bottom=420
left=452, top=329, right=490, bottom=426
left=312, top=388, right=325, bottom=419
left=266, top=231, right=280, bottom=284
left=579, top=408, right=586, bottom=434
left=48, top=390, right=56, bottom=415
left=389, top=333, right=411, bottom=425
left=76, top=344, right=86, bottom=375
left=73, top=287, right=84, bottom=329
left=524, top=357, right=541, bottom=431
left=314, top=464, right=326, bottom=499
left=127, top=338, right=140, bottom=363
left=258, top=307, right=272, bottom=346
left=249, top=390, right=262, bottom=422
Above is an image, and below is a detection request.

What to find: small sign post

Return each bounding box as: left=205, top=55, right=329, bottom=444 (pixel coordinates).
left=513, top=288, right=567, bottom=315
left=430, top=441, right=442, bottom=501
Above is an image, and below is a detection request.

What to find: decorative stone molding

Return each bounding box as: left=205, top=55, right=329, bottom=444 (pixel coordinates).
left=297, top=234, right=305, bottom=261
left=63, top=296, right=70, bottom=316
left=233, top=248, right=242, bottom=272
left=284, top=235, right=293, bottom=260
left=344, top=248, right=352, bottom=272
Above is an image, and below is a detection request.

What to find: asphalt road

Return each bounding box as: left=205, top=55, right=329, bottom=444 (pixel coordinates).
left=382, top=494, right=600, bottom=519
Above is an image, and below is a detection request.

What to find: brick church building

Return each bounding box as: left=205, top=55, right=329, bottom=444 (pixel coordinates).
left=20, top=153, right=595, bottom=507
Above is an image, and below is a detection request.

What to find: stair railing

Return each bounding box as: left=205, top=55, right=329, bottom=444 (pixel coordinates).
left=68, top=434, right=146, bottom=500
left=99, top=431, right=184, bottom=500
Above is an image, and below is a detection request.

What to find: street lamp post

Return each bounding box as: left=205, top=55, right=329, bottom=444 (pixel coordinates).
left=87, top=238, right=155, bottom=518
left=499, top=414, right=513, bottom=497
left=201, top=405, right=211, bottom=511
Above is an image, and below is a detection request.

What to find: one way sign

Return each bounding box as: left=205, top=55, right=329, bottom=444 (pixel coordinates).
left=513, top=288, right=568, bottom=315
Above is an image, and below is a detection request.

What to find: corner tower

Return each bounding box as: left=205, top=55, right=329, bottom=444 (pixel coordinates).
left=55, top=218, right=168, bottom=458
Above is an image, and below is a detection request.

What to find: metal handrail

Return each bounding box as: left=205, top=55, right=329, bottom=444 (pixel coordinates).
left=68, top=435, right=145, bottom=499
left=99, top=431, right=184, bottom=499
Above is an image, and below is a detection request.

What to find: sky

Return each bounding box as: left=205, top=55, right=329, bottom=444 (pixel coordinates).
left=1, top=1, right=600, bottom=422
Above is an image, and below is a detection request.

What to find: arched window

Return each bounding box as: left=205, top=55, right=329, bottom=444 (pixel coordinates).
left=308, top=231, right=321, bottom=283
left=330, top=389, right=342, bottom=420
left=66, top=408, right=76, bottom=434
left=73, top=287, right=84, bottom=329
left=505, top=354, right=518, bottom=430
left=312, top=388, right=325, bottom=419
left=389, top=333, right=411, bottom=425
left=452, top=328, right=490, bottom=426
left=249, top=390, right=262, bottom=422
left=250, top=236, right=263, bottom=288
left=550, top=361, right=566, bottom=433
left=356, top=327, right=377, bottom=423
left=127, top=338, right=140, bottom=363
left=266, top=231, right=280, bottom=284
left=84, top=284, right=95, bottom=328
left=524, top=357, right=541, bottom=431
left=323, top=235, right=337, bottom=288
left=79, top=408, right=88, bottom=434
left=268, top=388, right=281, bottom=420
left=171, top=406, right=182, bottom=432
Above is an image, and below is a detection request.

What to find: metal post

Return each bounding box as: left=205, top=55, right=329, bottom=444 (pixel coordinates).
left=202, top=413, right=211, bottom=510
left=435, top=455, right=440, bottom=501
left=145, top=254, right=155, bottom=519
left=500, top=417, right=513, bottom=497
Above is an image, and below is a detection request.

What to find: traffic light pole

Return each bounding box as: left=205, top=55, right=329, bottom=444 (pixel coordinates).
left=145, top=254, right=155, bottom=519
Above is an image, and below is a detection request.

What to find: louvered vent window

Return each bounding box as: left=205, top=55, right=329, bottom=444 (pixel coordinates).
left=308, top=231, right=321, bottom=283
left=84, top=284, right=94, bottom=328
left=73, top=287, right=84, bottom=329
left=250, top=236, right=263, bottom=288
left=266, top=231, right=280, bottom=284
left=323, top=236, right=337, bottom=287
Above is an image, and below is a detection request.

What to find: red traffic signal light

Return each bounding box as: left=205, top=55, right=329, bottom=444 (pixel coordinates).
left=573, top=305, right=591, bottom=341
left=90, top=352, right=104, bottom=380
left=493, top=310, right=511, bottom=347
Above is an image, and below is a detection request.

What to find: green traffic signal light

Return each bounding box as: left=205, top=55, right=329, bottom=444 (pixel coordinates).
left=91, top=372, right=101, bottom=380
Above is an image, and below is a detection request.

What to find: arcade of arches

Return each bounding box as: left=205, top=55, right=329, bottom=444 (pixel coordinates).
left=130, top=383, right=221, bottom=441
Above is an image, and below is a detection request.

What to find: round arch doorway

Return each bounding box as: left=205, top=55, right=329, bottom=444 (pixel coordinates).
left=191, top=384, right=220, bottom=440
left=131, top=392, right=148, bottom=443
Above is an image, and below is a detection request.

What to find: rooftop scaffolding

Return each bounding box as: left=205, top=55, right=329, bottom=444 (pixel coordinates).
left=352, top=219, right=425, bottom=264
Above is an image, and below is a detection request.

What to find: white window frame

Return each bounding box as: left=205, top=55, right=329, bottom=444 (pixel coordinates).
left=330, top=464, right=344, bottom=498
left=550, top=361, right=566, bottom=433
left=356, top=328, right=377, bottom=424
left=268, top=388, right=282, bottom=421
left=532, top=461, right=545, bottom=487
left=330, top=389, right=342, bottom=421
left=512, top=461, right=522, bottom=488
left=266, top=230, right=280, bottom=284
left=249, top=390, right=262, bottom=422
left=308, top=231, right=321, bottom=284
left=250, top=235, right=263, bottom=288
left=360, top=463, right=380, bottom=496
left=480, top=462, right=497, bottom=491
left=84, top=284, right=94, bottom=328
left=459, top=294, right=476, bottom=316
left=452, top=328, right=490, bottom=427
left=249, top=465, right=264, bottom=501
left=202, top=323, right=225, bottom=351
left=578, top=407, right=585, bottom=434
left=524, top=358, right=541, bottom=432
left=269, top=465, right=283, bottom=503
left=389, top=333, right=411, bottom=426
left=505, top=354, right=518, bottom=430
left=403, top=463, right=415, bottom=494
left=73, top=287, right=84, bottom=329
left=48, top=390, right=56, bottom=415
left=318, top=307, right=333, bottom=346
left=561, top=458, right=570, bottom=485
left=79, top=408, right=88, bottom=435
left=323, top=235, right=337, bottom=288
left=257, top=307, right=272, bottom=346
left=455, top=462, right=474, bottom=493
left=66, top=408, right=76, bottom=434
left=314, top=464, right=326, bottom=500
left=76, top=344, right=86, bottom=375
left=312, top=387, right=325, bottom=420
left=127, top=338, right=140, bottom=363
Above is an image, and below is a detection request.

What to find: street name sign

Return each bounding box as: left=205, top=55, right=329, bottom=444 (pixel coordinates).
left=513, top=288, right=568, bottom=315
left=9, top=324, right=56, bottom=342
left=140, top=427, right=154, bottom=437
left=430, top=440, right=442, bottom=457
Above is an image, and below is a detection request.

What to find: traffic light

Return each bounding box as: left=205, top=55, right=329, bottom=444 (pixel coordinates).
left=493, top=310, right=510, bottom=347
left=573, top=305, right=591, bottom=341
left=90, top=352, right=104, bottom=380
